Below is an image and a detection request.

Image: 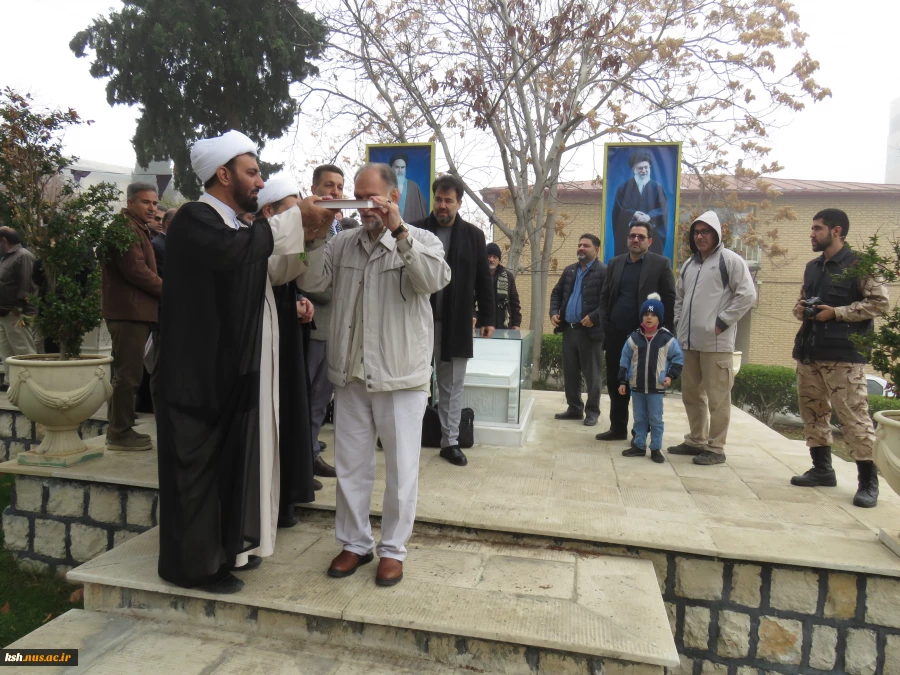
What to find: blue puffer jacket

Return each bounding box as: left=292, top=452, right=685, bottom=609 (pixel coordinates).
left=618, top=327, right=684, bottom=394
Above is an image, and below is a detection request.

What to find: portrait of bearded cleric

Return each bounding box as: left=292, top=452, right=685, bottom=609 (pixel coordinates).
left=611, top=150, right=669, bottom=257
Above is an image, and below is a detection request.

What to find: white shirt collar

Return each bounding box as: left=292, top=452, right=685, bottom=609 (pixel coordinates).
left=199, top=193, right=243, bottom=230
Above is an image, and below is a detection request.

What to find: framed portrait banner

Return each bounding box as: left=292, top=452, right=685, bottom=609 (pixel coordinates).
left=601, top=142, right=682, bottom=264
left=365, top=143, right=436, bottom=224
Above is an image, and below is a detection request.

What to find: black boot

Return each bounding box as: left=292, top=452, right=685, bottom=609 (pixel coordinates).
left=853, top=460, right=879, bottom=508
left=791, top=446, right=837, bottom=487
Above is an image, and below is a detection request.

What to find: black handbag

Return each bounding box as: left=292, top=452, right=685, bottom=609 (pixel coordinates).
left=420, top=406, right=475, bottom=448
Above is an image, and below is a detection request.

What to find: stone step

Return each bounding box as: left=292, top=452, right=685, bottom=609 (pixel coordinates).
left=66, top=522, right=678, bottom=674
left=3, top=609, right=485, bottom=674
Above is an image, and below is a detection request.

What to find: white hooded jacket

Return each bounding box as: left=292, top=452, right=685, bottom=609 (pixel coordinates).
left=674, top=211, right=756, bottom=352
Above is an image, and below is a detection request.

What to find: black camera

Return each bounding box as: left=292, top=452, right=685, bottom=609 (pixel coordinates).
left=802, top=296, right=822, bottom=319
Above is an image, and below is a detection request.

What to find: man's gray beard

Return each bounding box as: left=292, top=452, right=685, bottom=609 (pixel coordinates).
left=435, top=213, right=452, bottom=226
left=363, top=215, right=383, bottom=232
left=634, top=174, right=650, bottom=193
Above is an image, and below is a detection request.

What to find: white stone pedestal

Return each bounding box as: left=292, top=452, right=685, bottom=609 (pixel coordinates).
left=472, top=394, right=535, bottom=448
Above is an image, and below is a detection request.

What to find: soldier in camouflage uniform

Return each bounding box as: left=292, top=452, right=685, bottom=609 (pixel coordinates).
left=792, top=208, right=889, bottom=508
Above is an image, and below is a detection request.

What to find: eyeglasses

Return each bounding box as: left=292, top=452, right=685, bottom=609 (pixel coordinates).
left=627, top=234, right=648, bottom=241
left=693, top=229, right=715, bottom=237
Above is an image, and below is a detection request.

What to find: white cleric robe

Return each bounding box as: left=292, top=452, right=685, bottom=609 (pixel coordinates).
left=197, top=194, right=307, bottom=566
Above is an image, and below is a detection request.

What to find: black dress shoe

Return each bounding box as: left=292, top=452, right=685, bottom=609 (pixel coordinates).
left=440, top=445, right=468, bottom=466
left=555, top=408, right=584, bottom=420
left=233, top=555, right=262, bottom=572
left=278, top=506, right=299, bottom=528
left=313, top=478, right=323, bottom=491
left=596, top=430, right=627, bottom=441
left=314, top=456, right=337, bottom=478
left=196, top=573, right=244, bottom=595
left=584, top=412, right=599, bottom=427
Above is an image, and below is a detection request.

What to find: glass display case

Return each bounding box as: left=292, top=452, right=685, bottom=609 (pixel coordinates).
left=463, top=329, right=534, bottom=425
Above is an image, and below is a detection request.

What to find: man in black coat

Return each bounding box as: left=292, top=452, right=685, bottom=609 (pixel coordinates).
left=595, top=220, right=676, bottom=441
left=549, top=234, right=607, bottom=426
left=413, top=174, right=494, bottom=467
left=477, top=242, right=522, bottom=330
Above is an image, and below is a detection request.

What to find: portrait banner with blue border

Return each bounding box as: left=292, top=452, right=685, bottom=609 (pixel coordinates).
left=601, top=142, right=682, bottom=264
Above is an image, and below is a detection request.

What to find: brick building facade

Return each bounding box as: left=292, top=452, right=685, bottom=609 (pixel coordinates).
left=481, top=178, right=900, bottom=368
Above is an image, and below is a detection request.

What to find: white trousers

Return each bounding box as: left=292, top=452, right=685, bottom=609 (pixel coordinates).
left=334, top=379, right=427, bottom=561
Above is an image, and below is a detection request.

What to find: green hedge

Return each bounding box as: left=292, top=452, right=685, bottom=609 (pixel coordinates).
left=868, top=395, right=900, bottom=415
left=731, top=364, right=799, bottom=426
left=537, top=333, right=564, bottom=389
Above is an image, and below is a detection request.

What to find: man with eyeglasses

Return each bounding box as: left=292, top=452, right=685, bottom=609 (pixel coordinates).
left=596, top=220, right=676, bottom=441
left=669, top=211, right=755, bottom=465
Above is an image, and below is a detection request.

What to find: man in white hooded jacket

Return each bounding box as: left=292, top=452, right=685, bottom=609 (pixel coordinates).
left=669, top=211, right=756, bottom=465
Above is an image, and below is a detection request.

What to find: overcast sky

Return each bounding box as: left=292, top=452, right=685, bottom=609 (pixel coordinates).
left=2, top=0, right=898, bottom=186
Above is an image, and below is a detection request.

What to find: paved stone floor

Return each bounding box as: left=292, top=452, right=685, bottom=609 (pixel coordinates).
left=4, top=391, right=900, bottom=576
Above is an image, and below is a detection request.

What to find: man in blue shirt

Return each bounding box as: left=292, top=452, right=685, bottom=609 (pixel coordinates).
left=549, top=234, right=608, bottom=426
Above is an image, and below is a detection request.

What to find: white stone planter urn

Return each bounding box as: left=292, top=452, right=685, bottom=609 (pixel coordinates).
left=7, top=354, right=113, bottom=467
left=873, top=410, right=900, bottom=557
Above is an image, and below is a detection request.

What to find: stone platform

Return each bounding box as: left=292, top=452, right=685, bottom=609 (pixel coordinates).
left=53, top=522, right=676, bottom=673
left=5, top=391, right=900, bottom=673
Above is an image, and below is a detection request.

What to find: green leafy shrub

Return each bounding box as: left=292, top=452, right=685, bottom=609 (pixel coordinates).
left=539, top=333, right=564, bottom=390
left=867, top=395, right=900, bottom=416
left=732, top=363, right=798, bottom=426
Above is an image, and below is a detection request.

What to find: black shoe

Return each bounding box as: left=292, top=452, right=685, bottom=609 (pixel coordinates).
left=319, top=441, right=327, bottom=451
left=667, top=443, right=703, bottom=456
left=622, top=444, right=646, bottom=457
left=853, top=461, right=879, bottom=508
left=278, top=504, right=299, bottom=528
left=196, top=573, right=244, bottom=595
left=440, top=445, right=468, bottom=466
left=596, top=430, right=627, bottom=441
left=650, top=449, right=665, bottom=464
left=555, top=408, right=584, bottom=420
left=583, top=412, right=599, bottom=427
left=791, top=446, right=837, bottom=487
left=233, top=555, right=262, bottom=572
left=693, top=450, right=726, bottom=465
left=313, top=478, right=323, bottom=491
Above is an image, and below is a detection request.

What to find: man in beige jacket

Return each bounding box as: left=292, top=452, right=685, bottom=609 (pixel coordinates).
left=297, top=162, right=450, bottom=587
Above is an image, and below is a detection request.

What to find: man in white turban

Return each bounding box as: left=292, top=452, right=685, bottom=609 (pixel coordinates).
left=156, top=131, right=333, bottom=594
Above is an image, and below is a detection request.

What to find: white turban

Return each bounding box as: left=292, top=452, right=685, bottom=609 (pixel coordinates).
left=256, top=177, right=299, bottom=213
left=190, top=130, right=257, bottom=184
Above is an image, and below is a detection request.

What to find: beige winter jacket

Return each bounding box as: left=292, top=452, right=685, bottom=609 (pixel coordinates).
left=297, top=225, right=451, bottom=392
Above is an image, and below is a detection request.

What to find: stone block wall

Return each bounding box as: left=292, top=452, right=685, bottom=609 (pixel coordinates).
left=592, top=546, right=898, bottom=675
left=2, top=474, right=156, bottom=577
left=0, top=409, right=108, bottom=462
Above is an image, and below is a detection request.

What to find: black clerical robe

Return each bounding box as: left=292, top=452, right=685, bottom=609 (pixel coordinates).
left=612, top=178, right=668, bottom=256
left=156, top=201, right=272, bottom=587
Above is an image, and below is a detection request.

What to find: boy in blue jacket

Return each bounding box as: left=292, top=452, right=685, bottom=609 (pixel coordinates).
left=618, top=294, right=684, bottom=463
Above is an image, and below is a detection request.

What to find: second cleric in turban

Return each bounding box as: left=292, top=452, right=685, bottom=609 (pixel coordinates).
left=155, top=131, right=333, bottom=593
left=611, top=150, right=669, bottom=257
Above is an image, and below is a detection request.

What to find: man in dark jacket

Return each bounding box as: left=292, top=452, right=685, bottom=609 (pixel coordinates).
left=413, top=174, right=494, bottom=467
left=595, top=221, right=676, bottom=441
left=549, top=234, right=607, bottom=426
left=791, top=209, right=888, bottom=508
left=102, top=182, right=162, bottom=451
left=476, top=242, right=522, bottom=330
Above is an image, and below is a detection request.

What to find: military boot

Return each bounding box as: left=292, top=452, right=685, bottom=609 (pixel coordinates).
left=791, top=446, right=837, bottom=487
left=853, top=460, right=879, bottom=508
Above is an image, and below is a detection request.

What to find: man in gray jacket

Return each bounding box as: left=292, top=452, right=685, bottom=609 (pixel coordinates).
left=297, top=163, right=451, bottom=587
left=669, top=211, right=756, bottom=465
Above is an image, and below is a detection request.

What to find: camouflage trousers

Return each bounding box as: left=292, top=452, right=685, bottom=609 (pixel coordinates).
left=796, top=360, right=874, bottom=461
